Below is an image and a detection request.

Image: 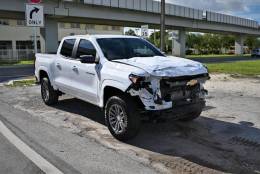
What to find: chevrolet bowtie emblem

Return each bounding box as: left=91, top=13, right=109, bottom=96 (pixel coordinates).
left=187, top=79, right=198, bottom=86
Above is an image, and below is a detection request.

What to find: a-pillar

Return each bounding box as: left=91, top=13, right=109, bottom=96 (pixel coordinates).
left=235, top=35, right=245, bottom=55
left=40, top=18, right=58, bottom=53
left=172, top=29, right=186, bottom=57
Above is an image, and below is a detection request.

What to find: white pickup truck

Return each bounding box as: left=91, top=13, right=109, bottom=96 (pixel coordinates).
left=35, top=35, right=209, bottom=140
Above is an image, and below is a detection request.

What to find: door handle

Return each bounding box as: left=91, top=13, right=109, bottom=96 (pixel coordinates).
left=72, top=66, right=78, bottom=72
left=56, top=63, right=61, bottom=69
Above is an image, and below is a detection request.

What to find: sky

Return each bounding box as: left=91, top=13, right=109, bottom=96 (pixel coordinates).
left=166, top=0, right=260, bottom=22
left=125, top=0, right=260, bottom=35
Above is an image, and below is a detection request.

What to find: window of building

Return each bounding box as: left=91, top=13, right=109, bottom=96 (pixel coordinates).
left=0, top=41, right=12, bottom=56
left=0, top=19, right=9, bottom=25
left=0, top=41, right=12, bottom=50
left=102, top=25, right=109, bottom=30
left=71, top=23, right=80, bottom=29
left=59, top=23, right=65, bottom=28
left=17, top=20, right=25, bottom=26
left=112, top=26, right=120, bottom=31
left=16, top=41, right=40, bottom=50
left=76, top=39, right=96, bottom=58
left=86, top=24, right=95, bottom=30
left=60, top=39, right=76, bottom=57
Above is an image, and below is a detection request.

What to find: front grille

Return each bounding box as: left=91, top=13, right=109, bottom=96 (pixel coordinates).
left=160, top=80, right=200, bottom=102
left=162, top=73, right=209, bottom=82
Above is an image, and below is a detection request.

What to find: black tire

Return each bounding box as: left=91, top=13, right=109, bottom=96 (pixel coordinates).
left=105, top=95, right=141, bottom=141
left=41, top=77, right=59, bottom=105
left=179, top=109, right=202, bottom=122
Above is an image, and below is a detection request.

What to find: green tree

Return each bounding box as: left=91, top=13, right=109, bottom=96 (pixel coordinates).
left=148, top=31, right=172, bottom=53
left=186, top=33, right=236, bottom=54
left=220, top=35, right=235, bottom=50
left=245, top=36, right=260, bottom=50
left=125, top=29, right=137, bottom=36
left=186, top=33, right=203, bottom=54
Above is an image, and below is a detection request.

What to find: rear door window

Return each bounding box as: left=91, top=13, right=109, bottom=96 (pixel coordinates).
left=60, top=39, right=76, bottom=57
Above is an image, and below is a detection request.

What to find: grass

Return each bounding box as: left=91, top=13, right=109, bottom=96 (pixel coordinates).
left=0, top=60, right=34, bottom=66
left=206, top=60, right=260, bottom=76
left=5, top=78, right=36, bottom=87
left=187, top=54, right=250, bottom=59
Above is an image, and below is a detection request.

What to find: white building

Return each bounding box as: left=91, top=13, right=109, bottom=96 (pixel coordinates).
left=0, top=18, right=123, bottom=62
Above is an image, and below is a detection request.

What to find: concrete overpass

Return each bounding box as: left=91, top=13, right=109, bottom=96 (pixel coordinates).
left=1, top=0, right=260, bottom=57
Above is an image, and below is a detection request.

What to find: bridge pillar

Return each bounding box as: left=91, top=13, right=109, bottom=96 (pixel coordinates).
left=172, top=30, right=186, bottom=57
left=40, top=18, right=58, bottom=53
left=235, top=35, right=245, bottom=55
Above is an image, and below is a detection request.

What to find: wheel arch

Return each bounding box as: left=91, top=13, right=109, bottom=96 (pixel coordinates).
left=39, top=70, right=49, bottom=81
left=37, top=67, right=56, bottom=89
left=101, top=83, right=144, bottom=110
left=103, top=86, right=126, bottom=108
left=99, top=79, right=130, bottom=108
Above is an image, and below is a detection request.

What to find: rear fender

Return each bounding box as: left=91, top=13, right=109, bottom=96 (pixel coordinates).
left=37, top=66, right=57, bottom=89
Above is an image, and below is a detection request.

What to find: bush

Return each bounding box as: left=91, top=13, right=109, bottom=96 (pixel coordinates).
left=186, top=49, right=193, bottom=55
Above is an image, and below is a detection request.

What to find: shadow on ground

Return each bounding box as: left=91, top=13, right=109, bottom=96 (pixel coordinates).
left=53, top=97, right=260, bottom=174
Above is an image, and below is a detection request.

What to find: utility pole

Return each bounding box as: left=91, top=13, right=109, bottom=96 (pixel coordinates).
left=160, top=0, right=165, bottom=52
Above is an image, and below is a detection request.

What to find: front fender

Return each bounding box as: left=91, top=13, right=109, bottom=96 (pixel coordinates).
left=98, top=79, right=131, bottom=108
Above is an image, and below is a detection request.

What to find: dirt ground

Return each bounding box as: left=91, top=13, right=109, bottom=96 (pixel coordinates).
left=0, top=74, right=260, bottom=174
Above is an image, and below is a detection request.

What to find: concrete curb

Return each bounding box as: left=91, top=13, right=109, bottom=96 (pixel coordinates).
left=2, top=78, right=36, bottom=87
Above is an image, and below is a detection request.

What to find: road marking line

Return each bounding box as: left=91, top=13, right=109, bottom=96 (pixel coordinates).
left=0, top=120, right=64, bottom=174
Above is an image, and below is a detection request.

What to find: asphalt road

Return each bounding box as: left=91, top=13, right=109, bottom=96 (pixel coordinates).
left=0, top=74, right=259, bottom=173
left=0, top=133, right=44, bottom=174
left=0, top=97, right=157, bottom=174
left=0, top=65, right=34, bottom=83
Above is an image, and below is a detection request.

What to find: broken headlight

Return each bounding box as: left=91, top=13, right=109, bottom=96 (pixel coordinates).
left=129, top=74, right=145, bottom=84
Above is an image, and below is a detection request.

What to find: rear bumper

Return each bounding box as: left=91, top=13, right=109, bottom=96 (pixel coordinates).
left=142, top=99, right=205, bottom=120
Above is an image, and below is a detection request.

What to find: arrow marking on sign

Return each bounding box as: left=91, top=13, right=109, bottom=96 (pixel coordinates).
left=30, top=7, right=40, bottom=19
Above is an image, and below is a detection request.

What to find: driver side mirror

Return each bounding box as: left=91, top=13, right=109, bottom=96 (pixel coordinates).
left=79, top=55, right=98, bottom=64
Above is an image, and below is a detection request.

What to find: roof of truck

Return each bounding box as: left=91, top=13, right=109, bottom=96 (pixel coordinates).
left=62, top=34, right=139, bottom=40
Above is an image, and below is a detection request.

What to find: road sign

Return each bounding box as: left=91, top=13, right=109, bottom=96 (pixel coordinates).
left=169, top=31, right=178, bottom=40
left=141, top=25, right=149, bottom=38
left=26, top=4, right=44, bottom=27
left=29, top=0, right=42, bottom=3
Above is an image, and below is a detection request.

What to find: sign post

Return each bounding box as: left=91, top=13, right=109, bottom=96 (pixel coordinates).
left=26, top=3, right=44, bottom=54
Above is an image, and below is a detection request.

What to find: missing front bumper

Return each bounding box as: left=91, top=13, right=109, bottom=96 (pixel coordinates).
left=142, top=100, right=206, bottom=120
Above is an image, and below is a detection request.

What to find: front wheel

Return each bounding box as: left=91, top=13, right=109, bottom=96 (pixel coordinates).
left=41, top=77, right=59, bottom=105
left=105, top=95, right=140, bottom=141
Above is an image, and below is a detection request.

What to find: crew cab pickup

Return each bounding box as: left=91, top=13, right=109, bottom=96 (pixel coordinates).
left=35, top=35, right=209, bottom=140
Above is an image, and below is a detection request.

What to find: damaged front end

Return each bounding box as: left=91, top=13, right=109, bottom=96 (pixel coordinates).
left=127, top=73, right=210, bottom=111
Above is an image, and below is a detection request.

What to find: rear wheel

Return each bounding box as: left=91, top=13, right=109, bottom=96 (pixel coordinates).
left=105, top=95, right=140, bottom=141
left=41, top=77, right=59, bottom=105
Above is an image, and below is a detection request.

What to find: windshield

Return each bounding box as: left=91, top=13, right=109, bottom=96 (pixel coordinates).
left=96, top=38, right=165, bottom=61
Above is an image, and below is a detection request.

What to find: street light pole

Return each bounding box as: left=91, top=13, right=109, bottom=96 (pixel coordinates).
left=160, top=0, right=165, bottom=52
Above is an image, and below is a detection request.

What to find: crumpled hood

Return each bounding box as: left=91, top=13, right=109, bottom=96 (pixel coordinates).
left=113, top=56, right=208, bottom=77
